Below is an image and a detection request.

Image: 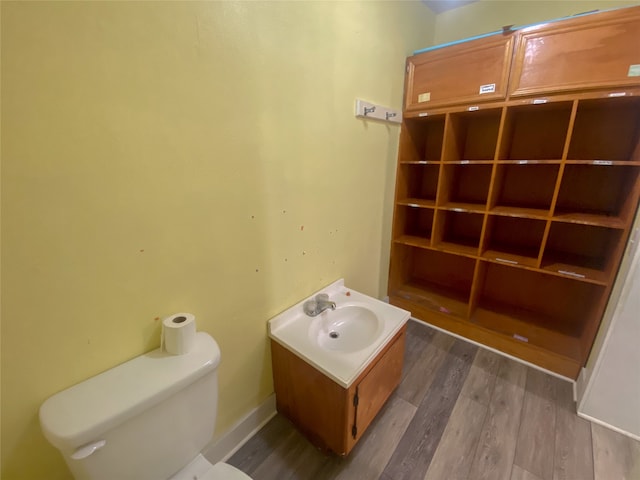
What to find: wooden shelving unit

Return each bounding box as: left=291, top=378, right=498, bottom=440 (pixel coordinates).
left=392, top=7, right=640, bottom=378
left=390, top=91, right=640, bottom=378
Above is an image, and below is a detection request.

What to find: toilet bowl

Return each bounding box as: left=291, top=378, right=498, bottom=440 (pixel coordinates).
left=170, top=454, right=251, bottom=480
left=40, top=332, right=253, bottom=480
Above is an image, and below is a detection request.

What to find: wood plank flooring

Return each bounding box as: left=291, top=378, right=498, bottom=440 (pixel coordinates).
left=227, top=320, right=640, bottom=480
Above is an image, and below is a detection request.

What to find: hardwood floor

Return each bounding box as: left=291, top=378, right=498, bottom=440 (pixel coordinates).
left=228, top=320, right=640, bottom=480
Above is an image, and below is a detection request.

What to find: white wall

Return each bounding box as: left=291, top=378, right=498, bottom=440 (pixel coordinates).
left=578, top=213, right=640, bottom=439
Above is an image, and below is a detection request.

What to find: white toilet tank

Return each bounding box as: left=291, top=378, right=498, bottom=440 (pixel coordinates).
left=40, top=332, right=221, bottom=480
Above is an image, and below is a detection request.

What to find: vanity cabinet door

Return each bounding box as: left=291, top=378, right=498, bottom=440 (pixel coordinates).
left=509, top=6, right=640, bottom=97
left=405, top=34, right=514, bottom=111
left=270, top=340, right=349, bottom=454
left=271, top=325, right=407, bottom=456
left=346, top=327, right=406, bottom=451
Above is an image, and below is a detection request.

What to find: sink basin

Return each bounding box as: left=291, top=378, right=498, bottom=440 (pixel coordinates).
left=312, top=305, right=383, bottom=353
left=268, top=279, right=410, bottom=387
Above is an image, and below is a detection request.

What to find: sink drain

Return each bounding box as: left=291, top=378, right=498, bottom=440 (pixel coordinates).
left=329, top=331, right=339, bottom=339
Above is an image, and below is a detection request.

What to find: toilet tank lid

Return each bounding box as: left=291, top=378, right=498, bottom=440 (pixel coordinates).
left=39, top=332, right=221, bottom=450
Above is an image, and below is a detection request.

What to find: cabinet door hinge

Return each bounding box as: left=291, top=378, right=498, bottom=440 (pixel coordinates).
left=352, top=386, right=359, bottom=439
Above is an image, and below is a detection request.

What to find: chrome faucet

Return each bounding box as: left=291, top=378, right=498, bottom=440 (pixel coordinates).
left=303, top=293, right=336, bottom=317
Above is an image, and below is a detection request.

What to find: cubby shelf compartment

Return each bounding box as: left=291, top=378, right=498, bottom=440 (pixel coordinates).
left=442, top=109, right=502, bottom=162
left=438, top=164, right=492, bottom=212
left=553, top=164, right=640, bottom=228
left=567, top=97, right=640, bottom=162
left=396, top=163, right=440, bottom=205
left=471, top=261, right=604, bottom=362
left=482, top=215, right=545, bottom=267
left=489, top=163, right=559, bottom=216
left=498, top=102, right=572, bottom=160
left=541, top=222, right=623, bottom=284
left=394, top=205, right=435, bottom=244
left=390, top=246, right=475, bottom=319
left=400, top=116, right=446, bottom=162
left=433, top=210, right=483, bottom=256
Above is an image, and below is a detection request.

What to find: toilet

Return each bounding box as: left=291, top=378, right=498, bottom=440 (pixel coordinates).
left=39, top=332, right=252, bottom=480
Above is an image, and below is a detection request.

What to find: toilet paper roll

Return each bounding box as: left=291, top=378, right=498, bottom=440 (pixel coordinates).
left=162, top=313, right=197, bottom=355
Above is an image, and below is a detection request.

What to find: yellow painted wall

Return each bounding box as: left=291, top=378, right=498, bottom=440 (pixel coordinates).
left=0, top=1, right=435, bottom=479
left=432, top=0, right=637, bottom=44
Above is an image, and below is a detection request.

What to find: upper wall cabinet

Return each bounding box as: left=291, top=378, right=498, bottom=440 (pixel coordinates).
left=404, top=34, right=515, bottom=111
left=510, top=6, right=640, bottom=97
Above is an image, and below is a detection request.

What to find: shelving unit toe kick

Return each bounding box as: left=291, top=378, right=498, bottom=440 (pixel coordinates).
left=390, top=296, right=582, bottom=379
left=471, top=301, right=582, bottom=360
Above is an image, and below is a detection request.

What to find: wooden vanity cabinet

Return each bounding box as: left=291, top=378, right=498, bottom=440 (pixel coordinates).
left=509, top=6, right=640, bottom=97
left=405, top=33, right=515, bottom=111
left=270, top=326, right=406, bottom=456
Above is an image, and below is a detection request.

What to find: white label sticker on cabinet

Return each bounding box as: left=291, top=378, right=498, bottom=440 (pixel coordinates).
left=628, top=64, right=640, bottom=77
left=479, top=83, right=496, bottom=94
left=418, top=92, right=431, bottom=103
left=558, top=270, right=586, bottom=279
left=513, top=334, right=529, bottom=343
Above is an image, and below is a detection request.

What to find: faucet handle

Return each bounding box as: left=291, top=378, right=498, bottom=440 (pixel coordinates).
left=315, top=293, right=330, bottom=302
left=303, top=300, right=318, bottom=316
